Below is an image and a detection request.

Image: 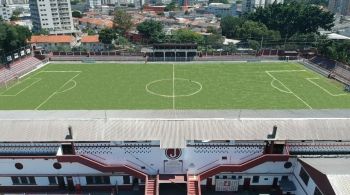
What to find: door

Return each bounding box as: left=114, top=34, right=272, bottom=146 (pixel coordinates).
left=66, top=176, right=75, bottom=191
left=206, top=177, right=212, bottom=190
left=57, top=176, right=65, bottom=189
left=243, top=178, right=250, bottom=189
left=273, top=177, right=279, bottom=188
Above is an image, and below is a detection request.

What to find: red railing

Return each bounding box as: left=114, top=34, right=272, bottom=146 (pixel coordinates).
left=198, top=154, right=289, bottom=181
left=57, top=154, right=147, bottom=179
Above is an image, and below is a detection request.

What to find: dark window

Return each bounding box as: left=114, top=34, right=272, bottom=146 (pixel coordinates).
left=15, top=163, right=23, bottom=170
left=53, top=162, right=62, bottom=169
left=231, top=176, right=236, bottom=179
left=299, top=167, right=310, bottom=186
left=314, top=187, right=322, bottom=195
left=11, top=177, right=19, bottom=184
left=48, top=176, right=57, bottom=185
left=284, top=162, right=293, bottom=169
left=222, top=156, right=227, bottom=160
left=28, top=177, right=36, bottom=184
left=12, top=176, right=36, bottom=185
left=86, top=176, right=110, bottom=185
left=223, top=176, right=227, bottom=179
left=238, top=176, right=242, bottom=179
left=123, top=176, right=130, bottom=184
left=252, top=176, right=260, bottom=183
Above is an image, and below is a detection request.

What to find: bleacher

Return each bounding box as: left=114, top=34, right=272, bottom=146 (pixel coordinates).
left=0, top=56, right=42, bottom=84
left=309, top=56, right=337, bottom=70
left=333, top=65, right=350, bottom=84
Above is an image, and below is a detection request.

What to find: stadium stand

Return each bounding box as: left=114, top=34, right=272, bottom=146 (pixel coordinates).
left=0, top=57, right=42, bottom=84
left=333, top=65, right=350, bottom=83
left=309, top=56, right=337, bottom=70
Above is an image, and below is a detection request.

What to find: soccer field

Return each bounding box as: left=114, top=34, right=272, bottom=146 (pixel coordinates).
left=0, top=62, right=349, bottom=110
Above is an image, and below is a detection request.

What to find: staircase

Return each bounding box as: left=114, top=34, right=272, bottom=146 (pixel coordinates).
left=199, top=154, right=289, bottom=180
left=145, top=176, right=157, bottom=195
left=187, top=175, right=200, bottom=195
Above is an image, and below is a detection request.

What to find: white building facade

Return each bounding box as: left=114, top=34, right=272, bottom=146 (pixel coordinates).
left=29, top=0, right=75, bottom=34
left=0, top=110, right=349, bottom=194
left=242, top=0, right=283, bottom=13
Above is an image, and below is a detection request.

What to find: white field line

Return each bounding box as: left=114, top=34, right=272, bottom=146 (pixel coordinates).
left=41, top=71, right=82, bottom=73
left=265, top=70, right=313, bottom=109
left=35, top=72, right=81, bottom=110
left=0, top=78, right=42, bottom=96
left=306, top=78, right=347, bottom=97
left=172, top=63, right=175, bottom=110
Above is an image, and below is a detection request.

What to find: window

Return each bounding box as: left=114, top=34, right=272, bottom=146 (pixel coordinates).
left=299, top=167, right=310, bottom=186
left=11, top=176, right=36, bottom=185
left=86, top=176, right=110, bottom=185
left=231, top=176, right=236, bottom=179
left=238, top=176, right=242, bottom=179
left=314, top=187, right=322, bottom=195
left=48, top=176, right=57, bottom=185
left=252, top=176, right=260, bottom=183
left=123, top=175, right=130, bottom=184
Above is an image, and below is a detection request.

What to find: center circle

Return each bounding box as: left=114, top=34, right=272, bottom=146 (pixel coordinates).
left=146, top=78, right=202, bottom=98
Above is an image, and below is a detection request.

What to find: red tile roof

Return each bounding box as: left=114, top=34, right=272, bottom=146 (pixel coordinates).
left=81, top=35, right=99, bottom=43
left=29, top=35, right=74, bottom=43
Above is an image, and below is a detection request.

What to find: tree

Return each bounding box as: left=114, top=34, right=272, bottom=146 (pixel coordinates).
left=33, top=28, right=49, bottom=35
left=209, top=0, right=229, bottom=4
left=220, top=16, right=280, bottom=41
left=98, top=28, right=117, bottom=45
left=220, top=16, right=243, bottom=39
left=137, top=20, right=165, bottom=43
left=171, top=29, right=204, bottom=44
left=0, top=22, right=31, bottom=55
left=113, top=9, right=133, bottom=34
left=72, top=10, right=83, bottom=18
left=10, top=9, right=21, bottom=21
left=246, top=2, right=334, bottom=37
left=164, top=2, right=178, bottom=11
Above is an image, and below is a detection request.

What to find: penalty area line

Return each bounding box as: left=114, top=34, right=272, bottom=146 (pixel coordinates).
left=266, top=70, right=313, bottom=109
left=35, top=72, right=81, bottom=110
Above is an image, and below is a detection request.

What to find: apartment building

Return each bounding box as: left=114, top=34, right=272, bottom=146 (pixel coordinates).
left=0, top=3, right=12, bottom=20
left=242, top=0, right=283, bottom=13
left=29, top=0, right=75, bottom=34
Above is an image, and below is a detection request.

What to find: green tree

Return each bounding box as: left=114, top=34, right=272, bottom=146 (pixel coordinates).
left=209, top=0, right=229, bottom=4
left=113, top=9, right=133, bottom=34
left=246, top=2, right=334, bottom=37
left=33, top=28, right=49, bottom=35
left=10, top=9, right=21, bottom=21
left=98, top=28, right=117, bottom=44
left=137, top=20, right=165, bottom=43
left=171, top=29, right=204, bottom=44
left=164, top=2, right=178, bottom=11
left=0, top=22, right=31, bottom=55
left=72, top=10, right=83, bottom=18
left=220, top=16, right=243, bottom=38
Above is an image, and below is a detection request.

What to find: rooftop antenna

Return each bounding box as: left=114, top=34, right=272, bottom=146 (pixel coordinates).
left=267, top=125, right=277, bottom=139
left=65, top=126, right=73, bottom=140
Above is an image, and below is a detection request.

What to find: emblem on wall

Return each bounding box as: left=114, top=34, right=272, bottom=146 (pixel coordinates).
left=165, top=148, right=182, bottom=160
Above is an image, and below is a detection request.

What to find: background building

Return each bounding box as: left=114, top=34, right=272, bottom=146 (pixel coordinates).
left=29, top=0, right=75, bottom=34
left=341, top=0, right=350, bottom=16
left=207, top=3, right=237, bottom=17
left=0, top=3, right=12, bottom=20
left=242, top=0, right=283, bottom=13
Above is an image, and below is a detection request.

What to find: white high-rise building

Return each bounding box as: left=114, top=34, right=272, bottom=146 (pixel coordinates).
left=0, top=3, right=13, bottom=20
left=242, top=0, right=283, bottom=13
left=29, top=0, right=75, bottom=34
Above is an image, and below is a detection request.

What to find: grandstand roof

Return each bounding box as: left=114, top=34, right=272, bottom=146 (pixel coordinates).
left=301, top=158, right=350, bottom=195
left=0, top=110, right=350, bottom=148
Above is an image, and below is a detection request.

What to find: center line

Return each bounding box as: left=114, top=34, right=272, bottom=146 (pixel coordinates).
left=172, top=63, right=175, bottom=110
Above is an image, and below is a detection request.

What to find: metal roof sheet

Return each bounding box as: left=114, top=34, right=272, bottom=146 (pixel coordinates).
left=0, top=110, right=350, bottom=148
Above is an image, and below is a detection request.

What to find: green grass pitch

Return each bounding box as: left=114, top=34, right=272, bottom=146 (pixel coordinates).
left=0, top=62, right=349, bottom=110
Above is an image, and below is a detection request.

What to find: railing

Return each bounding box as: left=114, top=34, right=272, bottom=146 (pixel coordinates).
left=57, top=154, right=148, bottom=179
left=198, top=153, right=290, bottom=181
